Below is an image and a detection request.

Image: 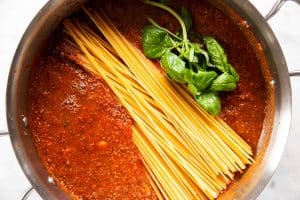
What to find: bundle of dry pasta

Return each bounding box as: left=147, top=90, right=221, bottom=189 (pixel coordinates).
left=63, top=8, right=253, bottom=199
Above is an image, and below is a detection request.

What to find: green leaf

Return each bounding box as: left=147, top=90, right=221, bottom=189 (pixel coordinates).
left=181, top=7, right=193, bottom=32
left=204, top=36, right=229, bottom=73
left=191, top=43, right=202, bottom=52
left=196, top=92, right=221, bottom=116
left=192, top=70, right=218, bottom=91
left=210, top=72, right=237, bottom=92
left=182, top=47, right=198, bottom=63
left=188, top=47, right=196, bottom=62
left=183, top=68, right=193, bottom=82
left=196, top=48, right=214, bottom=68
left=142, top=25, right=175, bottom=59
left=228, top=64, right=239, bottom=81
left=190, top=43, right=212, bottom=67
left=188, top=83, right=199, bottom=96
left=161, top=52, right=187, bottom=83
left=191, top=63, right=203, bottom=72
left=183, top=69, right=217, bottom=91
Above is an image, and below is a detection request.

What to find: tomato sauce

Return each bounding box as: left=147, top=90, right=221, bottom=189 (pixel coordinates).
left=28, top=0, right=270, bottom=199
left=29, top=54, right=157, bottom=199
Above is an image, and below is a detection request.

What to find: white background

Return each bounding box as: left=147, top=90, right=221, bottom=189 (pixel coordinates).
left=0, top=0, right=300, bottom=199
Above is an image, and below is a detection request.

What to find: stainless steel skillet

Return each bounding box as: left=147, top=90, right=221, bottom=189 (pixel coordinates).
left=1, top=0, right=300, bottom=199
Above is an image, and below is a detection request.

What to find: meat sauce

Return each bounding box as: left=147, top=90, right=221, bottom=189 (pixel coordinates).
left=28, top=0, right=269, bottom=199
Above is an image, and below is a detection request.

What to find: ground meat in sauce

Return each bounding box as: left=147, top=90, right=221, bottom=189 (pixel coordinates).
left=29, top=0, right=268, bottom=199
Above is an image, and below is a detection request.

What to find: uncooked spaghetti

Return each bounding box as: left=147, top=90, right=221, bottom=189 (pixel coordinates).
left=63, top=8, right=253, bottom=199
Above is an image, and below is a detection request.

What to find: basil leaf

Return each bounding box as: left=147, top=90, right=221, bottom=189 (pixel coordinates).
left=196, top=92, right=221, bottom=116
left=183, top=68, right=193, bottom=82
left=188, top=83, right=199, bottom=96
left=228, top=64, right=239, bottom=81
left=182, top=47, right=198, bottom=63
left=188, top=47, right=196, bottom=63
left=192, top=70, right=218, bottom=91
left=192, top=63, right=203, bottom=72
left=204, top=36, right=229, bottom=73
left=197, top=49, right=214, bottom=68
left=161, top=52, right=187, bottom=83
left=191, top=43, right=202, bottom=52
left=142, top=25, right=175, bottom=59
left=181, top=7, right=193, bottom=32
left=190, top=43, right=212, bottom=67
left=210, top=72, right=237, bottom=92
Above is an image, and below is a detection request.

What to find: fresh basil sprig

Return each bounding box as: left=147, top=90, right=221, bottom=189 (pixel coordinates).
left=142, top=0, right=239, bottom=116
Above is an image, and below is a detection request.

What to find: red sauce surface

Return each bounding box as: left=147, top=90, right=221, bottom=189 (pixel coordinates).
left=29, top=55, right=157, bottom=199
left=29, top=0, right=269, bottom=199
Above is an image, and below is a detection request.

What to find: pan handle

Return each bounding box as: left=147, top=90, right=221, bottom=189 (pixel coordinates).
left=20, top=187, right=34, bottom=200
left=0, top=130, right=9, bottom=137
left=265, top=2, right=300, bottom=77
left=1, top=131, right=36, bottom=199
left=289, top=70, right=300, bottom=77
left=265, top=0, right=300, bottom=20
left=1, top=132, right=36, bottom=200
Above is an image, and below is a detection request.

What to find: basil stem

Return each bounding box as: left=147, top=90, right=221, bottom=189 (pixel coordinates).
left=147, top=17, right=183, bottom=41
left=144, top=0, right=189, bottom=49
